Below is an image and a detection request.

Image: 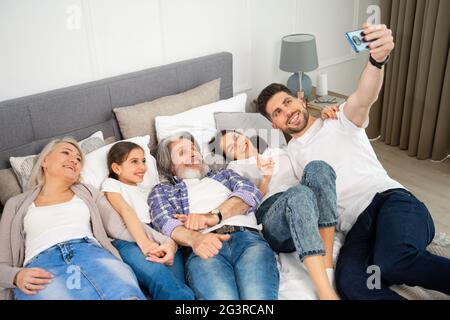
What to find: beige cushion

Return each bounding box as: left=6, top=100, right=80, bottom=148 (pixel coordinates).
left=113, top=78, right=221, bottom=153
left=0, top=168, right=21, bottom=206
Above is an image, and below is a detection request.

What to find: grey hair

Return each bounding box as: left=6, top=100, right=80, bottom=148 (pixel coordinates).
left=27, top=137, right=84, bottom=190
left=156, top=131, right=202, bottom=184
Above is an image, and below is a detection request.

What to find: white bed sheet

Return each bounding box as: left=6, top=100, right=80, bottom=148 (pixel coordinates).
left=277, top=232, right=345, bottom=300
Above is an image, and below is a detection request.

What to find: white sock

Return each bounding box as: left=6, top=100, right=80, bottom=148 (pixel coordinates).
left=326, top=268, right=336, bottom=290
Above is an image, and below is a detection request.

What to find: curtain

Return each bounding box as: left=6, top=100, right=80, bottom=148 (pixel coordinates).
left=367, top=0, right=450, bottom=161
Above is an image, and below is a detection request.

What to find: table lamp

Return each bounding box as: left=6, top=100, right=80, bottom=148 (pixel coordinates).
left=280, top=34, right=319, bottom=101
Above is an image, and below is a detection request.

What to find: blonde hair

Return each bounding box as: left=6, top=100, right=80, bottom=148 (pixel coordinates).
left=27, top=137, right=84, bottom=190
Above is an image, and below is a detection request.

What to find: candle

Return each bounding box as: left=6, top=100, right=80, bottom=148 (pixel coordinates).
left=317, top=73, right=328, bottom=97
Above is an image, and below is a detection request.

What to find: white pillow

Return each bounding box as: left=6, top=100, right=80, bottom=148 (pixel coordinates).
left=81, top=135, right=159, bottom=190
left=154, top=93, right=247, bottom=153
left=10, top=131, right=105, bottom=190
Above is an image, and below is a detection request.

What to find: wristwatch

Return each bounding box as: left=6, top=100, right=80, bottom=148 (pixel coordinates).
left=369, top=54, right=390, bottom=69
left=211, top=208, right=223, bottom=224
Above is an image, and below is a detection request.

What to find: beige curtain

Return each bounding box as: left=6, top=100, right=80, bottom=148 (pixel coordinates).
left=367, top=0, right=450, bottom=161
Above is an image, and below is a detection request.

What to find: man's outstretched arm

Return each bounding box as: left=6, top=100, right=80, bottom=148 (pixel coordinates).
left=345, top=23, right=395, bottom=127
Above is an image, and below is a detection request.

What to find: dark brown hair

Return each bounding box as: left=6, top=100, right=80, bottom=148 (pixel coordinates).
left=107, top=142, right=144, bottom=180
left=257, top=83, right=294, bottom=120
left=210, top=130, right=268, bottom=161
left=210, top=130, right=236, bottom=160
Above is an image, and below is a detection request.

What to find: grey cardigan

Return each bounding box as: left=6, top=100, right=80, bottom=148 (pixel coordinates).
left=0, top=183, right=170, bottom=300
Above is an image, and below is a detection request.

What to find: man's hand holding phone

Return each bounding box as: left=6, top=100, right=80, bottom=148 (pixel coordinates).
left=346, top=23, right=394, bottom=63
left=361, top=23, right=394, bottom=63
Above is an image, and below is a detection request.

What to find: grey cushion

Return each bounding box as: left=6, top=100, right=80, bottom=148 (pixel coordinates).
left=104, top=136, right=117, bottom=145
left=113, top=78, right=221, bottom=153
left=214, top=112, right=287, bottom=149
left=0, top=168, right=21, bottom=206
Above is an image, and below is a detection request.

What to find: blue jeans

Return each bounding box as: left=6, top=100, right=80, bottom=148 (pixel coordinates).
left=14, top=237, right=145, bottom=300
left=256, top=160, right=338, bottom=261
left=112, top=239, right=195, bottom=300
left=335, top=188, right=450, bottom=300
left=185, top=229, right=279, bottom=300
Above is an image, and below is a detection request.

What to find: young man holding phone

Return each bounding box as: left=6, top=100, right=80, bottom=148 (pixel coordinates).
left=256, top=23, right=450, bottom=299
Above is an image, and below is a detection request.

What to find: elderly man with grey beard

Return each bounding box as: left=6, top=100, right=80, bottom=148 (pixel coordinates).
left=148, top=132, right=279, bottom=300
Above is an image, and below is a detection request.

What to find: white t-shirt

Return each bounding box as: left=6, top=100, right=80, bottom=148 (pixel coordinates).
left=24, top=195, right=95, bottom=265
left=227, top=147, right=299, bottom=203
left=287, top=103, right=403, bottom=233
left=183, top=177, right=261, bottom=233
left=101, top=178, right=153, bottom=224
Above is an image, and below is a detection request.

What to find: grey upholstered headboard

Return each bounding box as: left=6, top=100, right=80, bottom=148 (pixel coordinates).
left=0, top=52, right=233, bottom=170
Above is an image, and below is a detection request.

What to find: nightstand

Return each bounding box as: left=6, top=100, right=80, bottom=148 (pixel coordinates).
left=306, top=87, right=348, bottom=118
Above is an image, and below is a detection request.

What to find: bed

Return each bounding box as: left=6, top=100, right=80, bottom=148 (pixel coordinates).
left=0, top=52, right=448, bottom=300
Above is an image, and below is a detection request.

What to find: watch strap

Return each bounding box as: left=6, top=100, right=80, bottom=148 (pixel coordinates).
left=211, top=209, right=223, bottom=224
left=216, top=210, right=222, bottom=224
left=369, top=54, right=390, bottom=69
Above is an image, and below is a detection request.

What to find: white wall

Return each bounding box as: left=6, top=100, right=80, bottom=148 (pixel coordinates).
left=249, top=0, right=381, bottom=102
left=0, top=0, right=380, bottom=103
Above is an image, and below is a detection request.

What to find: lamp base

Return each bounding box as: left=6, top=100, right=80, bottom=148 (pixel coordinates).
left=287, top=72, right=313, bottom=101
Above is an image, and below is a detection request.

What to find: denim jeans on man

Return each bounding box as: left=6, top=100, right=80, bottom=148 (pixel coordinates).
left=256, top=160, right=338, bottom=261
left=112, top=239, right=195, bottom=300
left=14, top=237, right=145, bottom=300
left=335, top=188, right=450, bottom=300
left=185, top=229, right=279, bottom=300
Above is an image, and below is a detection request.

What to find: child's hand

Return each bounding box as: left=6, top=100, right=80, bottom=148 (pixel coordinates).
left=256, top=154, right=274, bottom=177
left=321, top=105, right=340, bottom=120
left=139, top=239, right=159, bottom=258
left=146, top=240, right=176, bottom=266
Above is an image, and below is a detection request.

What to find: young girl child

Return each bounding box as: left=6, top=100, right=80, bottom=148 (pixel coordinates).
left=101, top=141, right=194, bottom=300
left=212, top=105, right=340, bottom=300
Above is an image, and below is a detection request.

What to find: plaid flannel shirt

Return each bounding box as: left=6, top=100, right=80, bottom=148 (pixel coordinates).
left=148, top=169, right=262, bottom=237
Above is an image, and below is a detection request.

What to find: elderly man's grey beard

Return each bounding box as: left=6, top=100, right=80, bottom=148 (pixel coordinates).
left=176, top=164, right=210, bottom=180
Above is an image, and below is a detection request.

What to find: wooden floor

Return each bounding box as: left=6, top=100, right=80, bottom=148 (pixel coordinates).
left=371, top=140, right=450, bottom=234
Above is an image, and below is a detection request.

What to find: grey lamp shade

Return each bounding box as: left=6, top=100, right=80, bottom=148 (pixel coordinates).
left=280, top=34, right=319, bottom=72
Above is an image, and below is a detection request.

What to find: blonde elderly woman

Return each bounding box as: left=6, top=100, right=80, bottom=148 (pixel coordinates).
left=0, top=138, right=145, bottom=300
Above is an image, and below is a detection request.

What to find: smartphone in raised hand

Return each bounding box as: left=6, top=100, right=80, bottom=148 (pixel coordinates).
left=345, top=29, right=372, bottom=53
